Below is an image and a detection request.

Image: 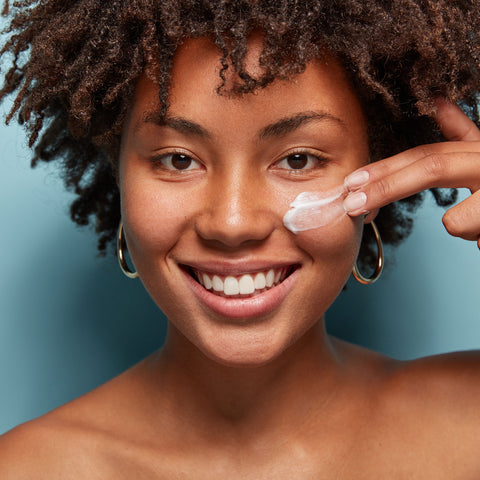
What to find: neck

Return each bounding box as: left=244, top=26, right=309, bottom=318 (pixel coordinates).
left=149, top=319, right=344, bottom=439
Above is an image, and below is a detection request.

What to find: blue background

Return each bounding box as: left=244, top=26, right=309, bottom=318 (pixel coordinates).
left=1, top=104, right=479, bottom=434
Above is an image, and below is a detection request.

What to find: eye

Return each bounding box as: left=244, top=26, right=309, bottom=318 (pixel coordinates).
left=274, top=152, right=327, bottom=171
left=152, top=152, right=202, bottom=171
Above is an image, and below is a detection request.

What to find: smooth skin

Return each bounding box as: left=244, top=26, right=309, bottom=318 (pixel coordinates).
left=1, top=37, right=480, bottom=479
left=119, top=36, right=368, bottom=369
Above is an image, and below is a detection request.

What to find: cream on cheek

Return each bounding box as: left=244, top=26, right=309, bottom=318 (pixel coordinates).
left=283, top=182, right=363, bottom=279
left=283, top=183, right=349, bottom=234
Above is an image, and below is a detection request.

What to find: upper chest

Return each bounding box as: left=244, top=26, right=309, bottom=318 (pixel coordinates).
left=88, top=417, right=480, bottom=480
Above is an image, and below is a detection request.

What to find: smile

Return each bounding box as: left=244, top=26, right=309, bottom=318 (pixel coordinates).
left=181, top=263, right=300, bottom=319
left=191, top=267, right=292, bottom=298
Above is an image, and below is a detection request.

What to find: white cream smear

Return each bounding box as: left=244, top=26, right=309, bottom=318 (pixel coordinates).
left=283, top=184, right=348, bottom=233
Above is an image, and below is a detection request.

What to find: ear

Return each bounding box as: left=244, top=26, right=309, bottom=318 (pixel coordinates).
left=363, top=208, right=379, bottom=224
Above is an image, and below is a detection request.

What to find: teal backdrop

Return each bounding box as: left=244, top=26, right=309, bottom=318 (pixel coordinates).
left=1, top=105, right=479, bottom=434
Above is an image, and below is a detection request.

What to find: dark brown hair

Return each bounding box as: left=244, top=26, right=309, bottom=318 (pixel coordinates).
left=1, top=0, right=479, bottom=265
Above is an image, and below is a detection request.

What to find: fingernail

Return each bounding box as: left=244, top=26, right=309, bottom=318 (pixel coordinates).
left=344, top=170, right=369, bottom=190
left=343, top=192, right=367, bottom=212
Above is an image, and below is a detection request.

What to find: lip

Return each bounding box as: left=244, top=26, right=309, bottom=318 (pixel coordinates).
left=182, top=260, right=297, bottom=276
left=182, top=263, right=300, bottom=320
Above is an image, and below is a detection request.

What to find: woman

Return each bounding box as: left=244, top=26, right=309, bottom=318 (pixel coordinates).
left=1, top=0, right=480, bottom=477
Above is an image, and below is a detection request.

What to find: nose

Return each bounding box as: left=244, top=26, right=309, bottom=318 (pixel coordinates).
left=195, top=170, right=276, bottom=248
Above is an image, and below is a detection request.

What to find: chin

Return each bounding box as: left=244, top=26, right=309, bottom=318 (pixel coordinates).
left=203, top=349, right=285, bottom=369
left=193, top=321, right=307, bottom=369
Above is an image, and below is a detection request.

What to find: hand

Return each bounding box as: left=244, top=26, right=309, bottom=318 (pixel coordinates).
left=343, top=99, right=480, bottom=249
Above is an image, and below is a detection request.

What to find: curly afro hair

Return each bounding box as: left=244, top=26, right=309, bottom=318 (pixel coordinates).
left=1, top=0, right=480, bottom=266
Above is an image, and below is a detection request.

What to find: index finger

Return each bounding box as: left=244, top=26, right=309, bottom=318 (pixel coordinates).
left=434, top=98, right=480, bottom=142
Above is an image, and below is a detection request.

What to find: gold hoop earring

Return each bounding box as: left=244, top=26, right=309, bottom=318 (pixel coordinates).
left=352, top=220, right=383, bottom=285
left=117, top=221, right=139, bottom=279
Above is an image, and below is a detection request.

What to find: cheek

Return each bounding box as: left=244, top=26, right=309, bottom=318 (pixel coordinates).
left=119, top=178, right=197, bottom=270
left=294, top=214, right=363, bottom=274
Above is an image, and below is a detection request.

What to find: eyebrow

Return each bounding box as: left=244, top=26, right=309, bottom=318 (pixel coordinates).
left=139, top=112, right=210, bottom=138
left=137, top=110, right=345, bottom=140
left=258, top=111, right=346, bottom=139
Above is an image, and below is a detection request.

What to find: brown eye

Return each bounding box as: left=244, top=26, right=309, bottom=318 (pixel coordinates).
left=274, top=151, right=326, bottom=172
left=171, top=154, right=193, bottom=170
left=154, top=152, right=202, bottom=171
left=286, top=154, right=308, bottom=169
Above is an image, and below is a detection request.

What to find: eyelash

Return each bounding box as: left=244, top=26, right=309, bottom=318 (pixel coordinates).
left=150, top=150, right=203, bottom=172
left=149, top=148, right=329, bottom=175
left=272, top=149, right=329, bottom=174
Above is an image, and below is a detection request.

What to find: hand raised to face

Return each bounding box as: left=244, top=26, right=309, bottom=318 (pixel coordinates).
left=343, top=99, right=480, bottom=250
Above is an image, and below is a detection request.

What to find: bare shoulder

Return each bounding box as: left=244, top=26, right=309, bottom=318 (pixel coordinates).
left=332, top=343, right=480, bottom=476
left=377, top=350, right=480, bottom=465
left=0, top=414, right=100, bottom=480
left=0, top=360, right=163, bottom=479
left=0, top=401, right=146, bottom=480
left=385, top=350, right=480, bottom=410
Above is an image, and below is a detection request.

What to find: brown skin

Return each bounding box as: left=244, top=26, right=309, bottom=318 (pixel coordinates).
left=120, top=36, right=368, bottom=368
left=1, top=37, right=480, bottom=479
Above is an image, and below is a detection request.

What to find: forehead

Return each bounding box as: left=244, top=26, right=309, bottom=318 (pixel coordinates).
left=129, top=36, right=367, bottom=143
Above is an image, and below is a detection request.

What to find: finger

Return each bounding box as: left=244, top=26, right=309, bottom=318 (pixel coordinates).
left=434, top=98, right=480, bottom=142
left=441, top=190, right=480, bottom=241
left=344, top=152, right=480, bottom=215
left=345, top=141, right=480, bottom=192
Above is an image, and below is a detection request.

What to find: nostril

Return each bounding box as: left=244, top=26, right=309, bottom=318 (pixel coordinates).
left=194, top=183, right=276, bottom=247
left=194, top=210, right=276, bottom=248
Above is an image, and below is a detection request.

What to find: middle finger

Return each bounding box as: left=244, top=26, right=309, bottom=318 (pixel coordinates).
left=343, top=152, right=480, bottom=215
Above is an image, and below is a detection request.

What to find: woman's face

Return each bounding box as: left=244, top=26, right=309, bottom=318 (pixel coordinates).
left=119, top=37, right=369, bottom=366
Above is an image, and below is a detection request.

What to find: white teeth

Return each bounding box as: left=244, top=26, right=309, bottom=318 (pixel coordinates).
left=265, top=269, right=275, bottom=287
left=194, top=267, right=291, bottom=297
left=224, top=276, right=240, bottom=295
left=239, top=275, right=255, bottom=295
left=202, top=273, right=212, bottom=290
left=212, top=275, right=223, bottom=292
left=275, top=269, right=282, bottom=283
left=254, top=272, right=266, bottom=290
